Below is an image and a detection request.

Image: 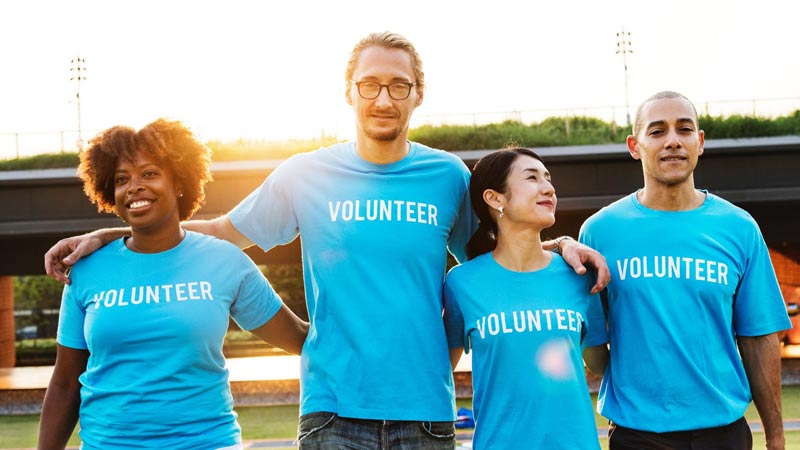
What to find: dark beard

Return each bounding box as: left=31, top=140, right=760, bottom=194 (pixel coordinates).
left=364, top=126, right=402, bottom=142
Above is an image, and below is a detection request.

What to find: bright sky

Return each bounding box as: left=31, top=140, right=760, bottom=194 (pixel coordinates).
left=1, top=0, right=798, bottom=157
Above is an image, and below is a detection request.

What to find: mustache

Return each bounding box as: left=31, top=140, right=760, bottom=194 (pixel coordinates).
left=367, top=106, right=400, bottom=117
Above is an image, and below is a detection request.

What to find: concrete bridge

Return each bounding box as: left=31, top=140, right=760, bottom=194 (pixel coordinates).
left=1, top=136, right=799, bottom=366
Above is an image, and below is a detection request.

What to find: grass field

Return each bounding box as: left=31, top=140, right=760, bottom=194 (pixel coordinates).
left=4, top=389, right=800, bottom=449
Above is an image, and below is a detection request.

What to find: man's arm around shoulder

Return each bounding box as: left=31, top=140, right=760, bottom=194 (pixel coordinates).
left=183, top=214, right=254, bottom=250
left=44, top=227, right=130, bottom=284
left=45, top=215, right=254, bottom=284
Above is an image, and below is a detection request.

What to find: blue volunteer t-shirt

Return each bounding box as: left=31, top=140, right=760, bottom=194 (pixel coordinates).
left=580, top=191, right=790, bottom=432
left=58, top=231, right=283, bottom=450
left=444, top=253, right=606, bottom=450
left=229, top=141, right=475, bottom=420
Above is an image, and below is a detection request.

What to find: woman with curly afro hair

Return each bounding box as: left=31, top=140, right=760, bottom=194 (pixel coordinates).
left=39, top=119, right=309, bottom=450
left=78, top=118, right=213, bottom=225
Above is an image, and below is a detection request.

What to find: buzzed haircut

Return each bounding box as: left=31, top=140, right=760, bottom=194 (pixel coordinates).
left=633, top=91, right=699, bottom=136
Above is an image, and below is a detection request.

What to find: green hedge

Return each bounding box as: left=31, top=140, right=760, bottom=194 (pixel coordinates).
left=409, top=117, right=627, bottom=151
left=2, top=111, right=798, bottom=171
left=699, top=111, right=800, bottom=138
left=206, top=136, right=343, bottom=162
left=0, top=137, right=343, bottom=171
left=15, top=338, right=57, bottom=351
left=15, top=338, right=58, bottom=366
left=0, top=153, right=80, bottom=171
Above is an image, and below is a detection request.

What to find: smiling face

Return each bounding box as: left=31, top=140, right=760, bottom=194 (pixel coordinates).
left=628, top=96, right=705, bottom=188
left=492, top=155, right=557, bottom=230
left=347, top=46, right=423, bottom=143
left=113, top=150, right=181, bottom=234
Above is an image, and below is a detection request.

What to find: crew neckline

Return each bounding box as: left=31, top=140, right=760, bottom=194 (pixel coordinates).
left=348, top=141, right=418, bottom=171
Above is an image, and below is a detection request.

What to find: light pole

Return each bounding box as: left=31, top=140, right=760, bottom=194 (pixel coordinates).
left=70, top=56, right=87, bottom=151
left=615, top=28, right=633, bottom=127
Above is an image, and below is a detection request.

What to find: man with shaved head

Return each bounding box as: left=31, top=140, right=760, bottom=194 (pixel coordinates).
left=580, top=91, right=790, bottom=450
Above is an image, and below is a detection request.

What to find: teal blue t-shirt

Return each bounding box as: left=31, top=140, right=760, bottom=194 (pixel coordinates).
left=58, top=231, right=283, bottom=449
left=229, top=141, right=475, bottom=420
left=580, top=191, right=790, bottom=432
left=444, top=253, right=606, bottom=450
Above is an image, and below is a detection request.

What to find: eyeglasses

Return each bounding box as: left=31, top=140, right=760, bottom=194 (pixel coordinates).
left=352, top=80, right=416, bottom=100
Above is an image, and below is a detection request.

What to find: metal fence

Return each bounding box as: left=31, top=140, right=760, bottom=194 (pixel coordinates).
left=0, top=129, right=94, bottom=160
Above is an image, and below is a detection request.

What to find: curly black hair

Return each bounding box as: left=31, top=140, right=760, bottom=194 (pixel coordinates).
left=78, top=118, right=213, bottom=221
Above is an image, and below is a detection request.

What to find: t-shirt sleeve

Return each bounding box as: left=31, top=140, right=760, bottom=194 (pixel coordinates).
left=732, top=221, right=791, bottom=336
left=228, top=160, right=300, bottom=252
left=447, top=167, right=477, bottom=264
left=583, top=291, right=609, bottom=347
left=443, top=277, right=468, bottom=351
left=56, top=283, right=88, bottom=350
left=229, top=254, right=284, bottom=331
left=576, top=222, right=608, bottom=346
left=578, top=219, right=594, bottom=249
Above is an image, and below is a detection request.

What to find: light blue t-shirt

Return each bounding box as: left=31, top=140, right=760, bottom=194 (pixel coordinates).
left=58, top=231, right=283, bottom=450
left=579, top=191, right=790, bottom=432
left=229, top=141, right=475, bottom=420
left=443, top=253, right=606, bottom=450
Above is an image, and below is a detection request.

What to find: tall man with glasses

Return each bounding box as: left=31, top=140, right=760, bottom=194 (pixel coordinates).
left=45, top=31, right=608, bottom=449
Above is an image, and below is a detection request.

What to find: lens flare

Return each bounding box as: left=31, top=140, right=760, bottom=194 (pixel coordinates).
left=535, top=340, right=574, bottom=380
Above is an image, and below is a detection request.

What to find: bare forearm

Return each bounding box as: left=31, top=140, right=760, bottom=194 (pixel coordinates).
left=45, top=229, right=130, bottom=282
left=739, top=333, right=784, bottom=450
left=182, top=215, right=253, bottom=249
left=181, top=218, right=221, bottom=237
left=449, top=347, right=464, bottom=371
left=91, top=227, right=131, bottom=243
left=38, top=384, right=80, bottom=450
left=250, top=304, right=309, bottom=355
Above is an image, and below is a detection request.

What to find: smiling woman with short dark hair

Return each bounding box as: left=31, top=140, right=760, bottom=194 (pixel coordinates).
left=37, top=119, right=308, bottom=450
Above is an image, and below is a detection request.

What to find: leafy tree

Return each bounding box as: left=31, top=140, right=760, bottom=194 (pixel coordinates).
left=14, top=276, right=63, bottom=310
left=14, top=276, right=63, bottom=338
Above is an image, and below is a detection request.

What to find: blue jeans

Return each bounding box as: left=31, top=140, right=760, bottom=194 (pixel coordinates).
left=297, top=412, right=456, bottom=450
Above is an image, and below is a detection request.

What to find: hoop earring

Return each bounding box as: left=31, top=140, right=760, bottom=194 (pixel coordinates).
left=498, top=206, right=504, bottom=218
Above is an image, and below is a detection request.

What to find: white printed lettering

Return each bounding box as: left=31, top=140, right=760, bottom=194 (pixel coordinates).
left=200, top=282, right=213, bottom=300
left=328, top=202, right=340, bottom=221
left=500, top=312, right=513, bottom=333
left=488, top=313, right=500, bottom=336
left=175, top=283, right=187, bottom=301
left=614, top=256, right=730, bottom=286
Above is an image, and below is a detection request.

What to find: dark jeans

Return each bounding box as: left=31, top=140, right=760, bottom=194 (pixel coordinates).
left=297, top=412, right=456, bottom=450
left=608, top=417, right=753, bottom=450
